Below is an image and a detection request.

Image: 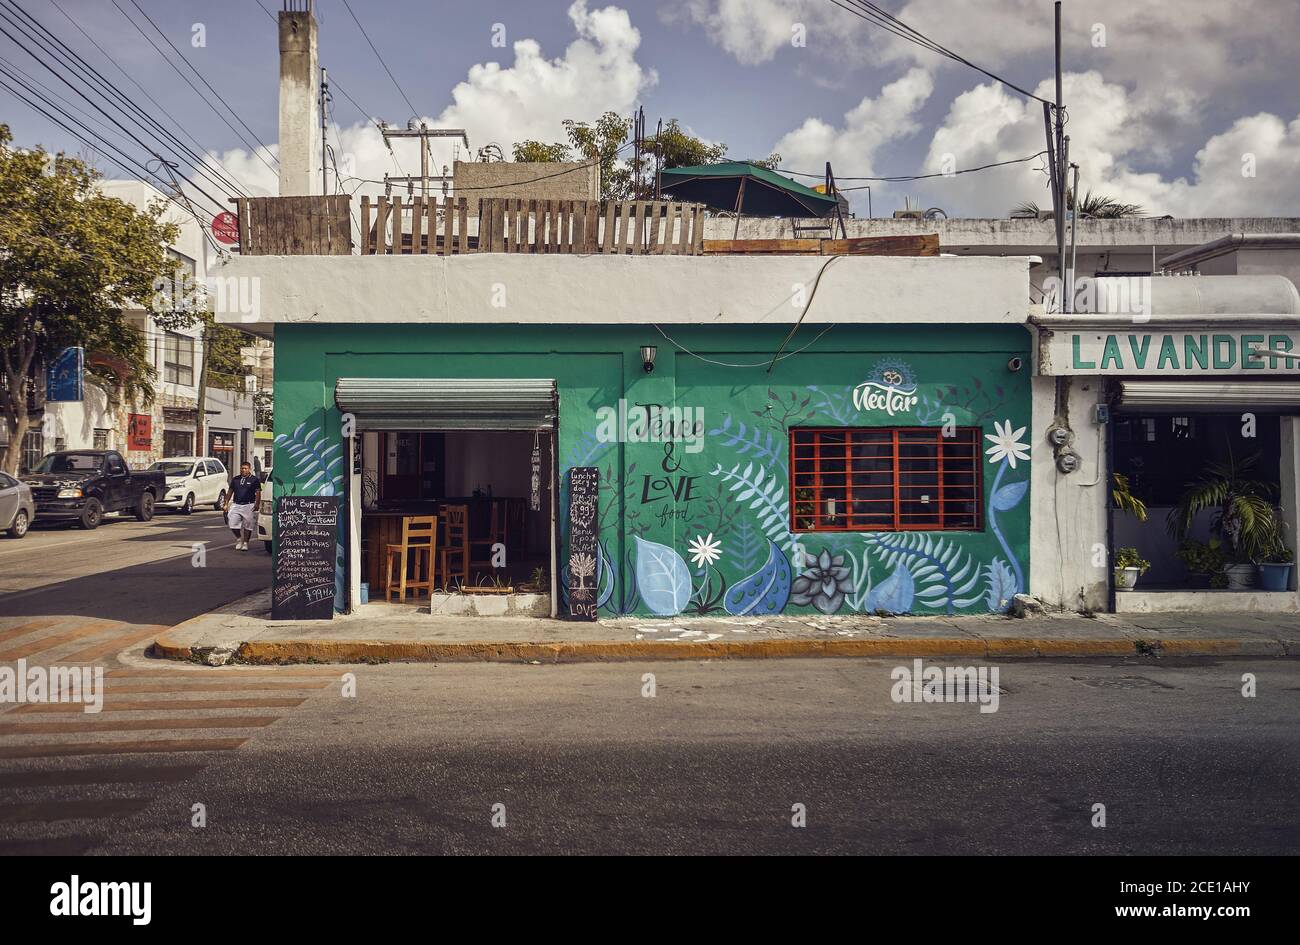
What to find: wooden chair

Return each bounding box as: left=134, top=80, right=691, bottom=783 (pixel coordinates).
left=470, top=500, right=508, bottom=570
left=385, top=515, right=437, bottom=601
left=438, top=504, right=469, bottom=588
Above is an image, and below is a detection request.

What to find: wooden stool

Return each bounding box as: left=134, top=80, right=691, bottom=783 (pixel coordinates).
left=386, top=515, right=437, bottom=601
left=438, top=504, right=469, bottom=588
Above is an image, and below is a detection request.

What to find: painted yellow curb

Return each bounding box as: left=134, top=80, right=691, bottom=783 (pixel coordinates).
left=148, top=634, right=1274, bottom=664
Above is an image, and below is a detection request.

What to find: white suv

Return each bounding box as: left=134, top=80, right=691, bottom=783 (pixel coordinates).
left=150, top=457, right=228, bottom=515
left=256, top=468, right=273, bottom=553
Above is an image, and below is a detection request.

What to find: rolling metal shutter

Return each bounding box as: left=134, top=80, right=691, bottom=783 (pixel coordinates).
left=1116, top=380, right=1300, bottom=412
left=334, top=378, right=557, bottom=430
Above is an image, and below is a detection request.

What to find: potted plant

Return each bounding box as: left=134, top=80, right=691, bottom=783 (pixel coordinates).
left=1257, top=523, right=1294, bottom=592
left=1112, top=547, right=1150, bottom=591
left=1174, top=537, right=1228, bottom=589
left=1167, top=448, right=1277, bottom=591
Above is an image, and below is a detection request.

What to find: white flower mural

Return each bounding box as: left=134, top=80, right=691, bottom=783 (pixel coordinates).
left=687, top=532, right=723, bottom=568
left=985, top=419, right=1030, bottom=469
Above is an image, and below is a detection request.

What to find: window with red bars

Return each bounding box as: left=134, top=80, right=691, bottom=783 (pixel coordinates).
left=790, top=427, right=984, bottom=532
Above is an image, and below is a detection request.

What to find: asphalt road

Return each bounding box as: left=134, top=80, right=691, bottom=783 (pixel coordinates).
left=0, top=505, right=270, bottom=626
left=2, top=656, right=1297, bottom=855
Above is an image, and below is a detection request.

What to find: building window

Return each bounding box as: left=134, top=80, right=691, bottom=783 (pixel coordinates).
left=791, top=427, right=984, bottom=532
left=163, top=430, right=193, bottom=456
left=163, top=331, right=195, bottom=386
left=20, top=430, right=43, bottom=474
left=93, top=428, right=109, bottom=450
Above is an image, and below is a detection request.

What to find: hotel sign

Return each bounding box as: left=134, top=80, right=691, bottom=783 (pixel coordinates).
left=1039, top=328, right=1300, bottom=376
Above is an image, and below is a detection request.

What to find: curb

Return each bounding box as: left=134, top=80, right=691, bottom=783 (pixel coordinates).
left=148, top=634, right=1287, bottom=664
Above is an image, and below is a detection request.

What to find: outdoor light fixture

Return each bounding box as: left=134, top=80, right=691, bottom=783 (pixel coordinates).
left=641, top=345, right=657, bottom=373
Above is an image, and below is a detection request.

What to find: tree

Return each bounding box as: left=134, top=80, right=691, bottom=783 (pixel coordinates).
left=0, top=125, right=196, bottom=473
left=203, top=319, right=256, bottom=392
left=1013, top=188, right=1146, bottom=219
left=514, top=113, right=783, bottom=200
left=511, top=140, right=571, bottom=163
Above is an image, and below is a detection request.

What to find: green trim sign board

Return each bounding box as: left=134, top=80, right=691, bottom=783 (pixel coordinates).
left=1040, top=327, right=1300, bottom=375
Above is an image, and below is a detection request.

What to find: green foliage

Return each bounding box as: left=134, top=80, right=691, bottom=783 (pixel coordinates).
left=1014, top=188, right=1146, bottom=219
left=204, top=319, right=256, bottom=392
left=1112, top=547, right=1150, bottom=574
left=1166, top=448, right=1278, bottom=562
left=513, top=112, right=783, bottom=200
left=511, top=140, right=571, bottom=163
left=1111, top=472, right=1148, bottom=522
left=0, top=124, right=199, bottom=473
left=1174, top=537, right=1227, bottom=575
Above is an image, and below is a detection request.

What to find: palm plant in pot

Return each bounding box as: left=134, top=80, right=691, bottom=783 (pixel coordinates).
left=1112, top=546, right=1151, bottom=591
left=1257, top=522, right=1294, bottom=592
left=1167, top=448, right=1277, bottom=590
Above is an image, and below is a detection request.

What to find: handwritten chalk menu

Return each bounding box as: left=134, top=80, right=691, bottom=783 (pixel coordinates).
left=272, top=495, right=340, bottom=621
left=567, top=466, right=599, bottom=620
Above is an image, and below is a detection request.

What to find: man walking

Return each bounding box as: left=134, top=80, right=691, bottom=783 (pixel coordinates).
left=224, top=461, right=261, bottom=551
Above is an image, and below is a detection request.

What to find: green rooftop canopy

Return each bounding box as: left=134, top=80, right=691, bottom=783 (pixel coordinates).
left=659, top=162, right=841, bottom=218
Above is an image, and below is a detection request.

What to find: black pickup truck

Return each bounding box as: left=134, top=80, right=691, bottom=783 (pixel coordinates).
left=22, top=450, right=167, bottom=529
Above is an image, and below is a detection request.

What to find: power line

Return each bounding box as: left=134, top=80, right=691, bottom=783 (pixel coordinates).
left=45, top=0, right=255, bottom=197
left=339, top=0, right=420, bottom=121
left=780, top=151, right=1049, bottom=186
left=0, top=12, right=230, bottom=216
left=123, top=0, right=277, bottom=167
left=109, top=0, right=278, bottom=178
left=827, top=0, right=1054, bottom=107
left=1, top=0, right=250, bottom=200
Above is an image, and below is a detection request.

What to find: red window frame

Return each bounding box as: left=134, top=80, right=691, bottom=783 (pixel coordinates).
left=790, top=426, right=984, bottom=533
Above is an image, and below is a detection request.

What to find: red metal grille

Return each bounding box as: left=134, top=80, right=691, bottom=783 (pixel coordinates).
left=790, top=427, right=984, bottom=532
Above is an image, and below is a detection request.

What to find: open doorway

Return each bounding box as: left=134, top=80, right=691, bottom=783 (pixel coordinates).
left=355, top=428, right=555, bottom=603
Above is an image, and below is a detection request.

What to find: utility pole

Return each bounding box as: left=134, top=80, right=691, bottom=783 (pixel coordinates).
left=1054, top=0, right=1066, bottom=310
left=380, top=124, right=468, bottom=198
left=320, top=67, right=329, bottom=195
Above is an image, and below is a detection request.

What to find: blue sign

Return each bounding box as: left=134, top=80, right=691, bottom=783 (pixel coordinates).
left=46, top=347, right=84, bottom=402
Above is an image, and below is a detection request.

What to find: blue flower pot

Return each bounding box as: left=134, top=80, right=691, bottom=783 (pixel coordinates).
left=1257, top=563, right=1292, bottom=592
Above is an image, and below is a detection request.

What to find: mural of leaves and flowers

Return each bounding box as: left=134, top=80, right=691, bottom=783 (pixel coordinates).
left=790, top=548, right=854, bottom=615
left=723, top=539, right=791, bottom=616
left=867, top=532, right=981, bottom=614
left=984, top=417, right=1031, bottom=599
left=685, top=532, right=727, bottom=615
left=634, top=536, right=693, bottom=617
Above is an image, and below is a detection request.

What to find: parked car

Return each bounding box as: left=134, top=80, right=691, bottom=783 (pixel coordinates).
left=149, top=456, right=229, bottom=514
left=22, top=450, right=166, bottom=530
left=0, top=471, right=35, bottom=538
left=257, top=467, right=273, bottom=553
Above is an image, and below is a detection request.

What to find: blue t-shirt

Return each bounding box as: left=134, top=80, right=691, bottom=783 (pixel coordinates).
left=229, top=474, right=260, bottom=505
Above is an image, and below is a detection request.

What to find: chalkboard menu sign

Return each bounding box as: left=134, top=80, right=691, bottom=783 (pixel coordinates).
left=567, top=466, right=599, bottom=620
left=272, top=495, right=340, bottom=621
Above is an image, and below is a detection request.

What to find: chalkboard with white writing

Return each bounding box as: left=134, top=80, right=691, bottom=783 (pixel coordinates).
left=567, top=466, right=599, bottom=621
left=272, top=495, right=340, bottom=621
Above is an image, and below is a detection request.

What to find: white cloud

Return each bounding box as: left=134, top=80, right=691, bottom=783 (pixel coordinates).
left=203, top=1, right=653, bottom=199
left=771, top=68, right=933, bottom=214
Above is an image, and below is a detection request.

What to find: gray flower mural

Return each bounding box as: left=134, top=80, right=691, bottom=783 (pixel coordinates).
left=790, top=548, right=853, bottom=614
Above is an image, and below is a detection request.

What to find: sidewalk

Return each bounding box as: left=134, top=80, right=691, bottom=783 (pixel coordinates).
left=151, top=590, right=1300, bottom=665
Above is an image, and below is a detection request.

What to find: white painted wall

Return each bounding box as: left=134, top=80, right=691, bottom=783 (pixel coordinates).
left=215, top=253, right=1033, bottom=331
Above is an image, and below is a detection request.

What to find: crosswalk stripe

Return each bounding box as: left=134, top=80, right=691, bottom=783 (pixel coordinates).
left=0, top=621, right=116, bottom=662
left=12, top=696, right=308, bottom=715
left=0, top=619, right=61, bottom=644
left=0, top=715, right=279, bottom=736
left=105, top=681, right=330, bottom=694
left=0, top=797, right=152, bottom=824
left=0, top=737, right=247, bottom=759
left=61, top=625, right=169, bottom=663
left=0, top=765, right=203, bottom=788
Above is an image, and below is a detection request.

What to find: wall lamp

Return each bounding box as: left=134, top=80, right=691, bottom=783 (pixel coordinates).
left=640, top=345, right=657, bottom=374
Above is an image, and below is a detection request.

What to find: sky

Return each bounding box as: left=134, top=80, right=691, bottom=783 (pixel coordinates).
left=2, top=0, right=1298, bottom=220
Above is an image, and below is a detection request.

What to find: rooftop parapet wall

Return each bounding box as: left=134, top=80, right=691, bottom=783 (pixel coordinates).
left=213, top=252, right=1033, bottom=333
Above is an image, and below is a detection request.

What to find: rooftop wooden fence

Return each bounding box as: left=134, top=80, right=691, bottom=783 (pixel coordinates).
left=359, top=196, right=706, bottom=255
left=233, top=195, right=352, bottom=255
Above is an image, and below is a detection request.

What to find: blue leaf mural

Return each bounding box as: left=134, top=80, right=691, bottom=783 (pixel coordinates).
left=634, top=536, right=692, bottom=616
left=983, top=557, right=1018, bottom=613
left=991, top=479, right=1028, bottom=512
left=711, top=461, right=799, bottom=559
left=866, top=563, right=915, bottom=614
left=723, top=540, right=791, bottom=616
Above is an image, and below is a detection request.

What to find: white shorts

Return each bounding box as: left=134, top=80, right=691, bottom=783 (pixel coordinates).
left=227, top=502, right=257, bottom=532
